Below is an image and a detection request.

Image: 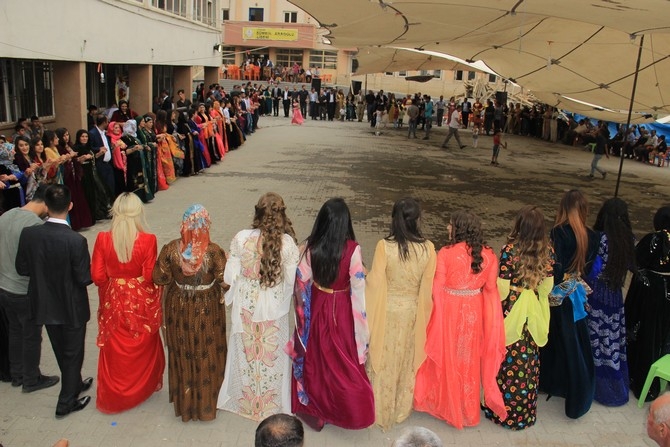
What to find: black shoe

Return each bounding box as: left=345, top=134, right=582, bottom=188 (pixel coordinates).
left=55, top=395, right=91, bottom=419
left=81, top=377, right=93, bottom=393
left=460, top=145, right=466, bottom=149
left=11, top=376, right=22, bottom=387
left=22, top=375, right=60, bottom=393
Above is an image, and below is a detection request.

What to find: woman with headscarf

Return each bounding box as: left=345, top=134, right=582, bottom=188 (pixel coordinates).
left=110, top=100, right=138, bottom=124
left=91, top=193, right=164, bottom=413
left=106, top=122, right=128, bottom=197
left=138, top=115, right=168, bottom=192
left=72, top=130, right=111, bottom=222
left=120, top=121, right=152, bottom=203
left=0, top=140, right=25, bottom=213
left=56, top=127, right=93, bottom=230
left=625, top=206, right=670, bottom=402
left=152, top=205, right=228, bottom=422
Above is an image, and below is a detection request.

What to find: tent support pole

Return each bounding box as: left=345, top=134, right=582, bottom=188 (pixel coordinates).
left=615, top=34, right=644, bottom=198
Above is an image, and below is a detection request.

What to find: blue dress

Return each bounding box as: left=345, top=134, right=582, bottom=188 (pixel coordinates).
left=585, top=233, right=629, bottom=406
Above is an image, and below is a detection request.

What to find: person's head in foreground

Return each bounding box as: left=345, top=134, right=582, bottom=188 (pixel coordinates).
left=255, top=413, right=304, bottom=447
left=392, top=426, right=443, bottom=447
left=648, top=392, right=670, bottom=447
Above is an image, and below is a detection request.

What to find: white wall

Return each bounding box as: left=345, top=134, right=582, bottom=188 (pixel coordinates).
left=0, top=0, right=222, bottom=67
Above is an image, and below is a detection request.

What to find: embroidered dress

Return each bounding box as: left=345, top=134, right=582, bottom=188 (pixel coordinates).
left=287, top=240, right=375, bottom=429
left=217, top=229, right=299, bottom=421
left=484, top=244, right=554, bottom=430
left=585, top=233, right=629, bottom=406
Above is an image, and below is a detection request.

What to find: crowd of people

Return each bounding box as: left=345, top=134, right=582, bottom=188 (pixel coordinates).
left=0, top=85, right=269, bottom=218
left=2, top=173, right=669, bottom=441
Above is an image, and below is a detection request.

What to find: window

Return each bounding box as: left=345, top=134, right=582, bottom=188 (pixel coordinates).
left=455, top=70, right=463, bottom=81
left=385, top=72, right=394, bottom=76
left=488, top=73, right=497, bottom=83
left=222, top=8, right=229, bottom=21
left=193, top=0, right=217, bottom=26
left=308, top=50, right=338, bottom=70
left=468, top=71, right=476, bottom=80
left=152, top=0, right=186, bottom=17
left=0, top=59, right=54, bottom=124
left=249, top=7, right=264, bottom=22
left=419, top=70, right=429, bottom=76
left=276, top=49, right=303, bottom=68
left=284, top=11, right=298, bottom=23
left=398, top=71, right=406, bottom=77
left=433, top=70, right=442, bottom=78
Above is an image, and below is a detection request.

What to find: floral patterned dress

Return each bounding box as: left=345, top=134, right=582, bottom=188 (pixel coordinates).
left=217, top=229, right=299, bottom=421
left=484, top=244, right=554, bottom=430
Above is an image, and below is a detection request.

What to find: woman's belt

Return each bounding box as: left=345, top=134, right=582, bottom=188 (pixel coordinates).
left=314, top=281, right=349, bottom=294
left=174, top=280, right=216, bottom=291
left=443, top=287, right=482, bottom=296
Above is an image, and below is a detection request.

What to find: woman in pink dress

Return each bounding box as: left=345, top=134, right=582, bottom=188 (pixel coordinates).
left=287, top=198, right=374, bottom=431
left=291, top=101, right=304, bottom=125
left=414, top=210, right=507, bottom=429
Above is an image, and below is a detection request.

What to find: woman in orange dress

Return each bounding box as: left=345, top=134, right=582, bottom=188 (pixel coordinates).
left=154, top=110, right=177, bottom=184
left=414, top=210, right=507, bottom=429
left=209, top=101, right=228, bottom=156
left=91, top=193, right=164, bottom=413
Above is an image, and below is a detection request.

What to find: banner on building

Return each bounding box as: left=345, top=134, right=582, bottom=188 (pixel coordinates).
left=242, top=27, right=298, bottom=41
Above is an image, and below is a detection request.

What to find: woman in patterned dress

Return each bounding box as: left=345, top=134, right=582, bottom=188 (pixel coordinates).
left=217, top=192, right=299, bottom=421
left=152, top=204, right=228, bottom=422
left=484, top=206, right=554, bottom=429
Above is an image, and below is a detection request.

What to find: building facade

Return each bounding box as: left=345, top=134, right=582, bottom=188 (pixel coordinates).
left=0, top=0, right=222, bottom=133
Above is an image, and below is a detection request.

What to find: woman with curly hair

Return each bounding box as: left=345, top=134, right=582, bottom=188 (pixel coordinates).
left=217, top=192, right=299, bottom=421
left=414, top=210, right=507, bottom=429
left=484, top=206, right=554, bottom=430
left=540, top=189, right=598, bottom=419
left=586, top=198, right=635, bottom=406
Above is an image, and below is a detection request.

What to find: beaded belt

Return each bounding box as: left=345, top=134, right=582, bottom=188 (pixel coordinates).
left=443, top=287, right=482, bottom=296
left=175, top=280, right=216, bottom=291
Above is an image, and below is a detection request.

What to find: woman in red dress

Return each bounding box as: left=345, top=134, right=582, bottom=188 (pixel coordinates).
left=91, top=192, right=164, bottom=414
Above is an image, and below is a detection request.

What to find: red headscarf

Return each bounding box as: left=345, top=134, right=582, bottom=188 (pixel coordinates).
left=179, top=204, right=211, bottom=276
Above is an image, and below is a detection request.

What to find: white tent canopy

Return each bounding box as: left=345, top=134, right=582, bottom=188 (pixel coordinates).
left=288, top=0, right=670, bottom=121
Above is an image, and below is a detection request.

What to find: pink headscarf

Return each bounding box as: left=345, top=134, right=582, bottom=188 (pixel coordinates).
left=179, top=204, right=212, bottom=276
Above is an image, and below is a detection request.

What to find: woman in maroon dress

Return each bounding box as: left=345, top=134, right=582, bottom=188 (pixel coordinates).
left=287, top=198, right=374, bottom=431
left=91, top=193, right=164, bottom=413
left=55, top=128, right=92, bottom=231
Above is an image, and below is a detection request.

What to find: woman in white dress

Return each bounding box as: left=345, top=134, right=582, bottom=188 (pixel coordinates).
left=217, top=192, right=299, bottom=421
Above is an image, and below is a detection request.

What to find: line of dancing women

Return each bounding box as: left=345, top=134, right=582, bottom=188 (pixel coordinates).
left=89, top=189, right=669, bottom=432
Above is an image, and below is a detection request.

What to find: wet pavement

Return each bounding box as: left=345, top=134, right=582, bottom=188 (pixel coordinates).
left=0, top=115, right=666, bottom=446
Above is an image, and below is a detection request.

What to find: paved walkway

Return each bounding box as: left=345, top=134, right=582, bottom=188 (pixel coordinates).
left=1, top=115, right=665, bottom=446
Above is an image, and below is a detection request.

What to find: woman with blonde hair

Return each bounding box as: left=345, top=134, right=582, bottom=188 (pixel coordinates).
left=540, top=189, right=598, bottom=419
left=153, top=204, right=228, bottom=421
left=91, top=192, right=164, bottom=413
left=484, top=206, right=554, bottom=430
left=217, top=192, right=299, bottom=421
left=366, top=197, right=436, bottom=430
left=414, top=210, right=506, bottom=429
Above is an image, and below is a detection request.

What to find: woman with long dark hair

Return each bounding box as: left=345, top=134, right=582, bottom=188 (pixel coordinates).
left=540, top=189, right=598, bottom=419
left=55, top=128, right=92, bottom=230
left=218, top=192, right=299, bottom=421
left=365, top=197, right=436, bottom=430
left=71, top=130, right=111, bottom=222
left=414, top=210, right=506, bottom=429
left=484, top=206, right=554, bottom=430
left=287, top=198, right=374, bottom=431
left=625, top=206, right=670, bottom=401
left=585, top=198, right=636, bottom=406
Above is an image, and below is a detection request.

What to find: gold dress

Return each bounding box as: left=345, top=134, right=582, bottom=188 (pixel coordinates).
left=365, top=239, right=436, bottom=430
left=152, top=240, right=228, bottom=422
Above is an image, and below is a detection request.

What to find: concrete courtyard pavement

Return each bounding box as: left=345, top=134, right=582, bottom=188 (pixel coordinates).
left=1, top=114, right=667, bottom=446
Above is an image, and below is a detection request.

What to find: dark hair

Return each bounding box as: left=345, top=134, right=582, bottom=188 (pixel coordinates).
left=42, top=129, right=57, bottom=148
left=96, top=114, right=108, bottom=126
left=593, top=198, right=636, bottom=289
left=12, top=136, right=32, bottom=170
left=29, top=136, right=46, bottom=162
left=55, top=128, right=70, bottom=152
left=653, top=206, right=670, bottom=232
left=254, top=414, right=304, bottom=447
left=177, top=89, right=185, bottom=95
left=386, top=197, right=426, bottom=261
left=306, top=198, right=356, bottom=287
left=450, top=210, right=486, bottom=273
left=45, top=184, right=71, bottom=214
left=31, top=184, right=49, bottom=203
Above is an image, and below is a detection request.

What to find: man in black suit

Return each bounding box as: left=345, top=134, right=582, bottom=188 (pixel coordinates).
left=282, top=88, right=291, bottom=118
left=16, top=185, right=93, bottom=419
left=89, top=114, right=115, bottom=197
left=272, top=84, right=281, bottom=116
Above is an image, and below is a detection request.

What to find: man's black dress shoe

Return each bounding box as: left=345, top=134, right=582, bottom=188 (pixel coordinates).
left=81, top=377, right=93, bottom=393
left=22, top=375, right=60, bottom=393
left=55, top=395, right=91, bottom=419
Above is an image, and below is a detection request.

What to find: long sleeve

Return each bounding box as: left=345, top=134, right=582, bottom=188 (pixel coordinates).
left=152, top=242, right=174, bottom=286
left=349, top=244, right=369, bottom=364
left=91, top=232, right=109, bottom=287
left=210, top=243, right=228, bottom=291
left=414, top=241, right=437, bottom=370
left=73, top=236, right=93, bottom=287
left=223, top=233, right=242, bottom=306
left=365, top=239, right=388, bottom=373
left=143, top=234, right=158, bottom=281
left=480, top=251, right=507, bottom=422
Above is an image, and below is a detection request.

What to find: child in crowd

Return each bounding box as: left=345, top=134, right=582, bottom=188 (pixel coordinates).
left=472, top=124, right=480, bottom=148
left=491, top=128, right=507, bottom=166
